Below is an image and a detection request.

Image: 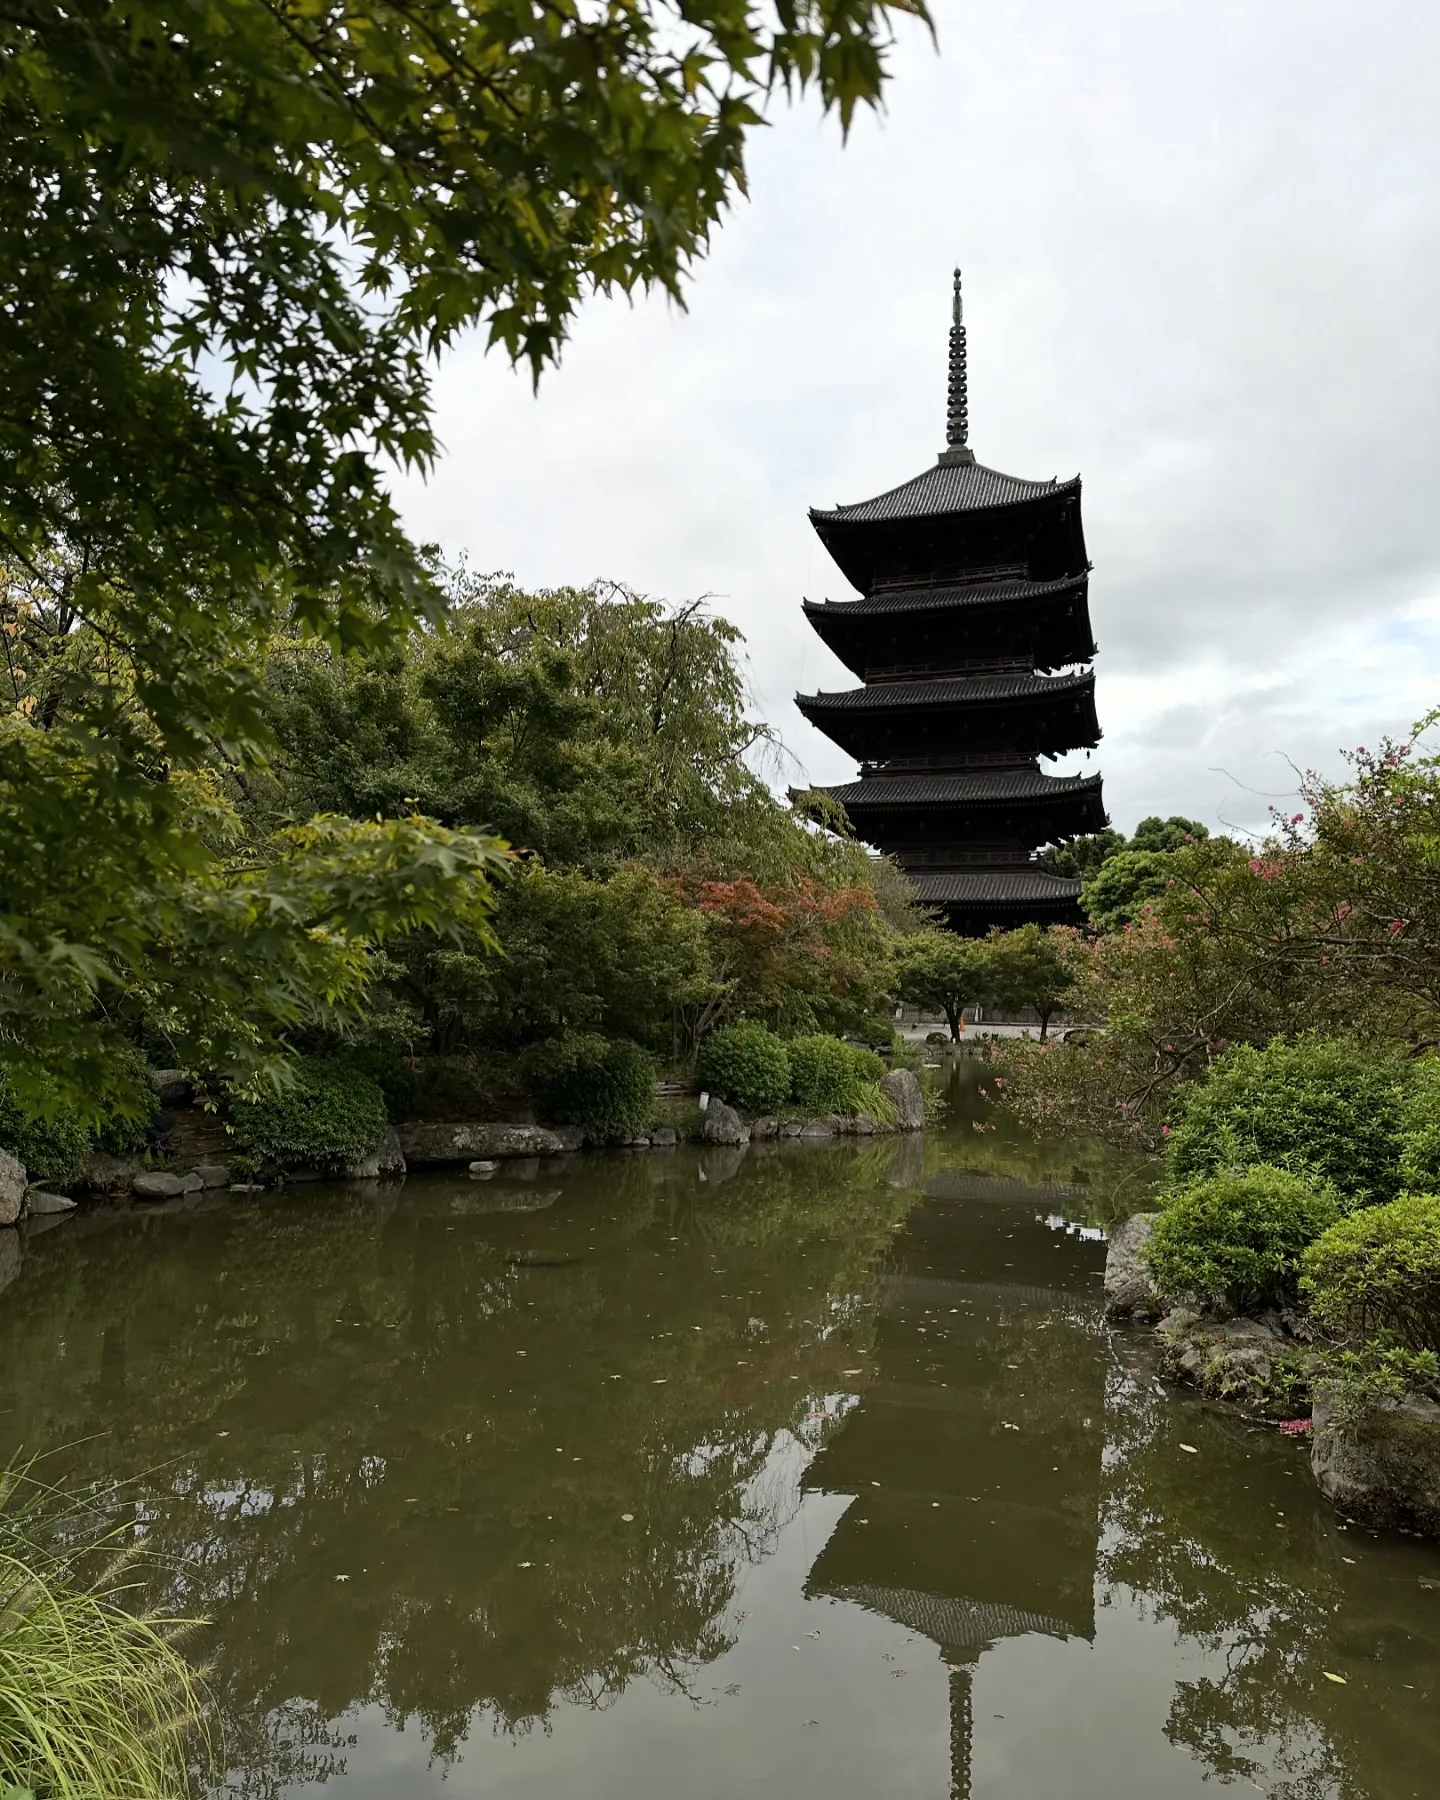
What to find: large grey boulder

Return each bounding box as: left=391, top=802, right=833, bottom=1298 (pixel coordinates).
left=881, top=1067, right=926, bottom=1131
left=77, top=1151, right=145, bottom=1193
left=25, top=1190, right=77, bottom=1217
left=148, top=1068, right=193, bottom=1107
left=133, top=1170, right=202, bottom=1200
left=398, top=1122, right=584, bottom=1165
left=1159, top=1314, right=1283, bottom=1405
left=346, top=1127, right=406, bottom=1180
left=191, top=1162, right=232, bottom=1189
left=749, top=1116, right=778, bottom=1141
left=1104, top=1214, right=1163, bottom=1321
left=701, top=1100, right=749, bottom=1147
left=0, top=1149, right=24, bottom=1228
left=1312, top=1392, right=1440, bottom=1537
left=797, top=1120, right=836, bottom=1140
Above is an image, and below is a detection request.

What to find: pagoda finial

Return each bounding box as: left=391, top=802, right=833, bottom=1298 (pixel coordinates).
left=940, top=267, right=975, bottom=466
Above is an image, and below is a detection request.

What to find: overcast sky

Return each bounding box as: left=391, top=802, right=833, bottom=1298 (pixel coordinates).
left=394, top=0, right=1440, bottom=843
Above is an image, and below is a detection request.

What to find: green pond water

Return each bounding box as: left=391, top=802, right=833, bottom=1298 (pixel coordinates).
left=3, top=1068, right=1439, bottom=1800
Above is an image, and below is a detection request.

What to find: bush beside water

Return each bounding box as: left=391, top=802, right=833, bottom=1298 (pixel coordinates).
left=530, top=1035, right=654, bottom=1143
left=1302, top=1193, right=1440, bottom=1355
left=0, top=1078, right=92, bottom=1186
left=228, top=1057, right=389, bottom=1173
left=786, top=1035, right=883, bottom=1116
left=1145, top=1164, right=1341, bottom=1314
left=1165, top=1035, right=1407, bottom=1206
left=697, top=1024, right=791, bottom=1115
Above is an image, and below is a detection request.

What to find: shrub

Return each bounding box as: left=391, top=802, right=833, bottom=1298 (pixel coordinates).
left=530, top=1035, right=654, bottom=1142
left=92, top=1047, right=160, bottom=1155
left=0, top=1075, right=92, bottom=1186
left=696, top=1022, right=790, bottom=1115
left=335, top=1044, right=418, bottom=1124
left=1165, top=1034, right=1407, bottom=1205
left=925, top=1031, right=950, bottom=1047
left=1398, top=1059, right=1440, bottom=1192
left=1144, top=1164, right=1342, bottom=1314
left=786, top=1035, right=883, bottom=1116
left=228, top=1057, right=388, bottom=1172
left=1301, top=1192, right=1440, bottom=1354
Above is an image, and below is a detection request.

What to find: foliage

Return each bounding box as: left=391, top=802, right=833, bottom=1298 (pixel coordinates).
left=0, top=1075, right=91, bottom=1185
left=0, top=671, right=509, bottom=1121
left=1398, top=1057, right=1440, bottom=1191
left=227, top=1057, right=388, bottom=1173
left=696, top=1022, right=790, bottom=1115
left=3, top=1, right=919, bottom=769
left=893, top=929, right=990, bottom=1041
left=1082, top=850, right=1177, bottom=932
left=0, top=1459, right=206, bottom=1799
left=1301, top=1192, right=1440, bottom=1355
left=1043, top=816, right=1207, bottom=889
left=1040, top=827, right=1127, bottom=882
left=785, top=1035, right=884, bottom=1117
left=983, top=923, right=1080, bottom=1039
left=1165, top=1035, right=1407, bottom=1206
left=528, top=1034, right=655, bottom=1143
left=1311, top=1344, right=1440, bottom=1425
left=1144, top=1165, right=1341, bottom=1314
left=332, top=1044, right=418, bottom=1128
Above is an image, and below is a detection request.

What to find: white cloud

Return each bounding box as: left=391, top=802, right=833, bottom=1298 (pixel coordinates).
left=392, top=0, right=1440, bottom=842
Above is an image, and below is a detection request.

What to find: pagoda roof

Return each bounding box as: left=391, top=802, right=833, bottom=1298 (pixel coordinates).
left=812, top=460, right=1079, bottom=526
left=799, top=669, right=1092, bottom=715
left=824, top=767, right=1103, bottom=809
left=906, top=868, right=1083, bottom=906
left=803, top=573, right=1086, bottom=620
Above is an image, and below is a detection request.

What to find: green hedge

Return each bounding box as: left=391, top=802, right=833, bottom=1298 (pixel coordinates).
left=1302, top=1192, right=1440, bottom=1355
left=697, top=1023, right=791, bottom=1115
left=1144, top=1164, right=1341, bottom=1314
left=1165, top=1035, right=1407, bottom=1206
left=0, top=1076, right=92, bottom=1186
left=228, top=1057, right=388, bottom=1172
left=530, top=1034, right=654, bottom=1143
left=1399, top=1060, right=1440, bottom=1192
left=786, top=1035, right=885, bottom=1116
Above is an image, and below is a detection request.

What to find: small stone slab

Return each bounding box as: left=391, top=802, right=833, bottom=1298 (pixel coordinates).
left=24, top=1190, right=76, bottom=1216
left=649, top=1128, right=678, bottom=1148
left=133, top=1170, right=202, bottom=1200
left=399, top=1123, right=584, bottom=1164
left=148, top=1068, right=193, bottom=1107
left=192, top=1163, right=231, bottom=1189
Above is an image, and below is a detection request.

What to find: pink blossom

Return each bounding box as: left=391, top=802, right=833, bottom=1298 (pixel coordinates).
left=1277, top=1419, right=1312, bottom=1437
left=1160, top=1125, right=1172, bottom=1137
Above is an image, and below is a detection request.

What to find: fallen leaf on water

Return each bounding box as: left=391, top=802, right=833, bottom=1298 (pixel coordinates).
left=1322, top=1671, right=1347, bottom=1684
left=620, top=1513, right=635, bottom=1522
left=842, top=1368, right=864, bottom=1376
left=807, top=1630, right=821, bottom=1639
left=891, top=1669, right=907, bottom=1679
left=1001, top=1422, right=1020, bottom=1432
left=1342, top=1556, right=1355, bottom=1565
left=735, top=1610, right=751, bottom=1621
left=1179, top=1444, right=1199, bottom=1454
left=333, top=1575, right=350, bottom=1583
left=518, top=1562, right=533, bottom=1569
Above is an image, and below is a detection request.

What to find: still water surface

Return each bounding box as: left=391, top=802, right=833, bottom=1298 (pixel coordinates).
left=2, top=1076, right=1439, bottom=1799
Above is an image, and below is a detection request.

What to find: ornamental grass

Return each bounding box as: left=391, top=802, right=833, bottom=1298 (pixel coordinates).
left=0, top=1458, right=208, bottom=1800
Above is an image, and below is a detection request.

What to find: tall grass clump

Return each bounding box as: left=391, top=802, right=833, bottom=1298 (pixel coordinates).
left=0, top=1459, right=207, bottom=1799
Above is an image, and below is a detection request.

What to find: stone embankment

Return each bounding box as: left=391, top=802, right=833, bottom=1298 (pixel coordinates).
left=1103, top=1214, right=1440, bottom=1541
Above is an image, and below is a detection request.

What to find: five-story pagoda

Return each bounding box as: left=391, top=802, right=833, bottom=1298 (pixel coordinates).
left=797, top=272, right=1105, bottom=932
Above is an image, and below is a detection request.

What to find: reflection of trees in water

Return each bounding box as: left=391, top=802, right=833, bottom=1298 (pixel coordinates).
left=1100, top=1366, right=1363, bottom=1800
left=0, top=1141, right=919, bottom=1794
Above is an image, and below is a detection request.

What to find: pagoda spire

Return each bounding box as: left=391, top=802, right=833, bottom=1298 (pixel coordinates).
left=941, top=267, right=975, bottom=466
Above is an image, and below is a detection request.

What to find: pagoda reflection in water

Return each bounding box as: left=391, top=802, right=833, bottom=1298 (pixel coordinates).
left=797, top=272, right=1107, bottom=932
left=801, top=1170, right=1107, bottom=1796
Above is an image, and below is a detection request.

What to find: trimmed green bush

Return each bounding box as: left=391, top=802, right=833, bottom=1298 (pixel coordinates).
left=1398, top=1059, right=1440, bottom=1192
left=1145, top=1164, right=1342, bottom=1314
left=228, top=1057, right=388, bottom=1172
left=92, top=1047, right=159, bottom=1155
left=335, top=1044, right=418, bottom=1124
left=530, top=1034, right=654, bottom=1142
left=0, top=1075, right=92, bottom=1186
left=786, top=1035, right=884, bottom=1116
left=1165, top=1034, right=1407, bottom=1206
left=696, top=1022, right=790, bottom=1115
left=1302, top=1192, right=1440, bottom=1354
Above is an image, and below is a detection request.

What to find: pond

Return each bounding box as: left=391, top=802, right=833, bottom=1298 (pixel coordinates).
left=2, top=1067, right=1438, bottom=1800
